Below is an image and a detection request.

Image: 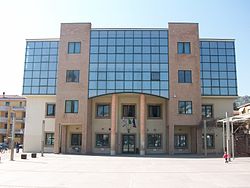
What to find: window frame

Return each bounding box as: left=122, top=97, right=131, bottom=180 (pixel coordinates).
left=178, top=70, right=192, bottom=83
left=96, top=104, right=111, bottom=119
left=174, top=134, right=188, bottom=148
left=66, top=70, right=80, bottom=83
left=147, top=104, right=162, bottom=119
left=177, top=42, right=191, bottom=54
left=202, top=104, right=213, bottom=119
left=122, top=104, right=136, bottom=118
left=202, top=133, right=215, bottom=149
left=70, top=133, right=82, bottom=146
left=151, top=72, right=160, bottom=81
left=65, top=100, right=79, bottom=113
left=45, top=103, right=56, bottom=117
left=147, top=134, right=162, bottom=149
left=45, top=132, right=54, bottom=146
left=68, top=42, right=81, bottom=54
left=178, top=101, right=192, bottom=115
left=95, top=133, right=110, bottom=148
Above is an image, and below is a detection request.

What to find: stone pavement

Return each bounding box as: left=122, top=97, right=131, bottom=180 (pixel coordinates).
left=0, top=150, right=250, bottom=188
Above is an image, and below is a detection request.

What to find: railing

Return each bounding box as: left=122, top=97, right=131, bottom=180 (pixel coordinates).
left=15, top=118, right=25, bottom=123
left=0, top=106, right=10, bottom=111
left=12, top=106, right=26, bottom=111
left=0, top=117, right=25, bottom=123
left=0, top=128, right=7, bottom=134
left=0, top=117, right=8, bottom=123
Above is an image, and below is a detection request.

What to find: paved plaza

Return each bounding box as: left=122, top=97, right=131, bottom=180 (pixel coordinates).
left=0, top=151, right=250, bottom=188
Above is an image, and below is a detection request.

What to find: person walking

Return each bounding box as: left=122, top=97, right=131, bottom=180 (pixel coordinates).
left=16, top=142, right=20, bottom=153
left=223, top=152, right=228, bottom=163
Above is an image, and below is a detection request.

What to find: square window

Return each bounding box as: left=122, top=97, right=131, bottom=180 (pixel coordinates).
left=148, top=105, right=161, bottom=118
left=147, top=134, right=162, bottom=148
left=71, top=134, right=82, bottom=146
left=96, top=104, right=110, bottom=118
left=151, top=72, right=160, bottom=81
left=122, top=105, right=136, bottom=118
left=174, top=134, right=188, bottom=148
left=178, top=101, right=192, bottom=114
left=96, top=134, right=110, bottom=147
left=66, top=70, right=80, bottom=82
left=65, top=100, right=79, bottom=113
left=45, top=133, right=54, bottom=145
left=178, top=42, right=190, bottom=54
left=68, top=42, right=81, bottom=54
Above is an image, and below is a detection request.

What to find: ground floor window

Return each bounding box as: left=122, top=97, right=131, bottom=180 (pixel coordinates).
left=45, top=133, right=54, bottom=146
left=174, top=134, right=188, bottom=148
left=202, top=134, right=215, bottom=148
left=147, top=134, right=162, bottom=148
left=71, top=133, right=82, bottom=146
left=96, top=134, right=110, bottom=147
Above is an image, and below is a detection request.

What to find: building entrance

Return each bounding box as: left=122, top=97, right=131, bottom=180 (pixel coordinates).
left=122, top=134, right=136, bottom=154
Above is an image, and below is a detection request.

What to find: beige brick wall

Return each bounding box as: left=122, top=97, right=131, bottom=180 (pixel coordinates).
left=168, top=23, right=201, bottom=154
left=54, top=23, right=91, bottom=154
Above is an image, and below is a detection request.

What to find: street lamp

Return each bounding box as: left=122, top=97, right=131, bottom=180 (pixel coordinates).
left=10, top=112, right=16, bottom=161
left=41, top=120, right=45, bottom=157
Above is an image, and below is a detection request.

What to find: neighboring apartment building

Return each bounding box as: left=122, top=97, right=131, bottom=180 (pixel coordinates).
left=0, top=93, right=26, bottom=145
left=22, top=22, right=238, bottom=155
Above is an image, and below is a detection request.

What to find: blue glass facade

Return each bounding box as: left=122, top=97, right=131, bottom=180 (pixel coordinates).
left=88, top=29, right=169, bottom=98
left=200, top=40, right=237, bottom=96
left=22, top=32, right=238, bottom=98
left=23, top=41, right=59, bottom=95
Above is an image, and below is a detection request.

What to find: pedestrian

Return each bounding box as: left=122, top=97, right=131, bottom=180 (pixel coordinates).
left=16, top=142, right=20, bottom=153
left=223, top=152, right=228, bottom=163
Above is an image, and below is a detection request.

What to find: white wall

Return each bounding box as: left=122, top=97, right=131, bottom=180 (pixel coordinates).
left=23, top=96, right=56, bottom=152
left=202, top=97, right=236, bottom=119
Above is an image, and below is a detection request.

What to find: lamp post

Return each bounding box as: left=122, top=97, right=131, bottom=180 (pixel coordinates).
left=10, top=112, right=16, bottom=161
left=204, top=119, right=207, bottom=157
left=41, top=120, right=45, bottom=157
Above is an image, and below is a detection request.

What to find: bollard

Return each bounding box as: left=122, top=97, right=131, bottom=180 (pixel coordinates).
left=21, top=154, right=27, bottom=159
left=31, top=153, right=37, bottom=158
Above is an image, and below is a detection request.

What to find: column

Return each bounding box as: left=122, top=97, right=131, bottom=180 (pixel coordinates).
left=140, top=94, right=146, bottom=155
left=168, top=124, right=174, bottom=154
left=110, top=94, right=117, bottom=155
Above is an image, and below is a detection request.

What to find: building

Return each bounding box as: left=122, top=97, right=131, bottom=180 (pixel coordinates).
left=0, top=93, right=26, bottom=145
left=22, top=22, right=238, bottom=155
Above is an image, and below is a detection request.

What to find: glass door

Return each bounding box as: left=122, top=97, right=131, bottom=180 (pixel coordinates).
left=122, top=134, right=135, bottom=154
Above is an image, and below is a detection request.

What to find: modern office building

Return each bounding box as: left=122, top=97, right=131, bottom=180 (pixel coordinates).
left=22, top=22, right=238, bottom=155
left=0, top=93, right=26, bottom=145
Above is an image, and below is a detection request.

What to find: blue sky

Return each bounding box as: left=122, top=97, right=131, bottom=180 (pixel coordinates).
left=0, top=0, right=249, bottom=96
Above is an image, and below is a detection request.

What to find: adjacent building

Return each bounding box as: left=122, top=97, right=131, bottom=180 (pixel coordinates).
left=22, top=22, right=238, bottom=155
left=0, top=93, right=26, bottom=145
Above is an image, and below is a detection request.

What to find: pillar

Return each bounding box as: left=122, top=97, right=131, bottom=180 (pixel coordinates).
left=168, top=124, right=174, bottom=154
left=140, top=94, right=146, bottom=155
left=110, top=94, right=117, bottom=155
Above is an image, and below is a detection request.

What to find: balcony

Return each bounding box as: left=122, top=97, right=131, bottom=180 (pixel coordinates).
left=2, top=129, right=25, bottom=135
left=0, top=106, right=10, bottom=111
left=0, top=117, right=8, bottom=123
left=0, top=128, right=7, bottom=134
left=0, top=117, right=25, bottom=123
left=12, top=106, right=26, bottom=111
left=16, top=118, right=25, bottom=123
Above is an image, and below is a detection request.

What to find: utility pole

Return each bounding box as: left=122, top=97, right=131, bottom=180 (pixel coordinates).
left=222, top=121, right=225, bottom=152
left=225, top=112, right=230, bottom=158
left=10, top=112, right=16, bottom=161
left=7, top=106, right=11, bottom=145
left=231, top=121, right=235, bottom=159
left=204, top=119, right=207, bottom=156
left=41, top=120, right=45, bottom=157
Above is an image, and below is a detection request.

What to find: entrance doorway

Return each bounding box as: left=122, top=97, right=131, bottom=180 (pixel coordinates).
left=122, top=134, right=136, bottom=154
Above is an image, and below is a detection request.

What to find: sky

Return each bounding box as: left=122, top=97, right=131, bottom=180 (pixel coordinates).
left=0, top=0, right=249, bottom=96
